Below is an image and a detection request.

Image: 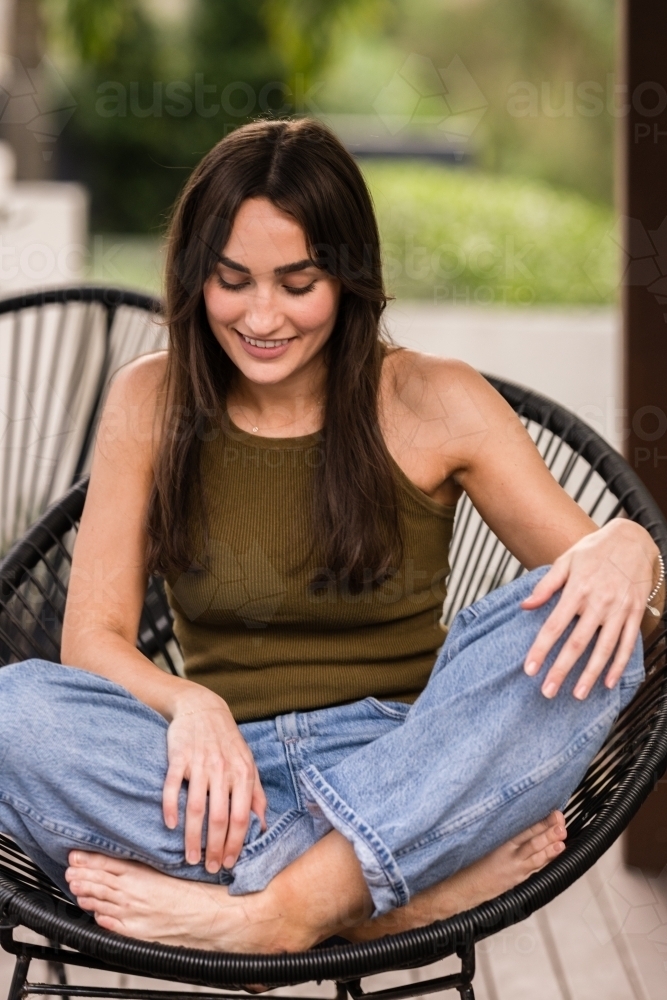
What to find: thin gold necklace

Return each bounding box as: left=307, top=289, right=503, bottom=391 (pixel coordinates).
left=233, top=400, right=323, bottom=435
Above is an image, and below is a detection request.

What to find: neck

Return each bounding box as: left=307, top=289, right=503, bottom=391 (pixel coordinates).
left=227, top=357, right=327, bottom=437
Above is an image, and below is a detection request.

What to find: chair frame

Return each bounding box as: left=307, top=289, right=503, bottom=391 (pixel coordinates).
left=0, top=286, right=163, bottom=562
left=0, top=285, right=163, bottom=485
left=0, top=377, right=666, bottom=1000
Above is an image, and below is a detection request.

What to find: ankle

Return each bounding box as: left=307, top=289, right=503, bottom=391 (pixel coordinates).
left=258, top=878, right=321, bottom=953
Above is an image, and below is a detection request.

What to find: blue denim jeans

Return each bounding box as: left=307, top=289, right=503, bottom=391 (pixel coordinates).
left=0, top=567, right=645, bottom=917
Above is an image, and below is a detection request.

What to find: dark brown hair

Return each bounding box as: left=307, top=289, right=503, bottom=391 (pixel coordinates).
left=145, top=117, right=401, bottom=592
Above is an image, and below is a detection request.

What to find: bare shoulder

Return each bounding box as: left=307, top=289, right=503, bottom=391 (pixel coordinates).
left=383, top=347, right=506, bottom=426
left=108, top=349, right=168, bottom=405
left=96, top=350, right=169, bottom=471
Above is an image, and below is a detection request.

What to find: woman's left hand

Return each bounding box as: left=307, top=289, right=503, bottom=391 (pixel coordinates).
left=521, top=519, right=660, bottom=700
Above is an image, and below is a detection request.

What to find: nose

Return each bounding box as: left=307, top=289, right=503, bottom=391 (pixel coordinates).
left=243, top=287, right=285, bottom=338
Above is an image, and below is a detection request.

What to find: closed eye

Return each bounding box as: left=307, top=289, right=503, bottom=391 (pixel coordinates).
left=216, top=275, right=250, bottom=291
left=284, top=281, right=316, bottom=296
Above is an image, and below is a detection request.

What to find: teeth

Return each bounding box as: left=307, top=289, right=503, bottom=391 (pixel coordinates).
left=242, top=335, right=291, bottom=349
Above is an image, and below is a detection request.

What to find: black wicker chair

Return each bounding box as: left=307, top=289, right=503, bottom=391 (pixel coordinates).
left=0, top=377, right=666, bottom=1000
left=0, top=286, right=164, bottom=561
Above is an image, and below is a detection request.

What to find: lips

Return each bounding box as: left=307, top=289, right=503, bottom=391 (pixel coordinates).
left=237, top=331, right=294, bottom=359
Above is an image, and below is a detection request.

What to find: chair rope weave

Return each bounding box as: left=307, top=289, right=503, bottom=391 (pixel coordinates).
left=0, top=377, right=665, bottom=999
left=0, top=286, right=164, bottom=561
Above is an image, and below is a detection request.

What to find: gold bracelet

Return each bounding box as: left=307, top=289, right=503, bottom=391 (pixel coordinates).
left=646, top=552, right=665, bottom=618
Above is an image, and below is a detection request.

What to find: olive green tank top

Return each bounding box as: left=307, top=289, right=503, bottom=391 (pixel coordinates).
left=163, top=417, right=456, bottom=722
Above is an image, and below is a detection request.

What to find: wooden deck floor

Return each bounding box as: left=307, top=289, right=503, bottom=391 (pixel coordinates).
left=1, top=834, right=664, bottom=1000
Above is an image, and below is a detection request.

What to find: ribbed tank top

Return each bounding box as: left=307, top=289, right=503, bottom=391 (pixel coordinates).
left=163, top=417, right=456, bottom=722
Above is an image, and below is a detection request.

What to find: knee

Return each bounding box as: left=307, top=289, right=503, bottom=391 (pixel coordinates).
left=0, top=659, right=70, bottom=717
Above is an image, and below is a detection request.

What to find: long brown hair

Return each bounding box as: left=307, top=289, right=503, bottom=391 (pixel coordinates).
left=145, top=117, right=402, bottom=593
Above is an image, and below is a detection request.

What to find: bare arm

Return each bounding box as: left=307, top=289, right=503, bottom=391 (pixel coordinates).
left=61, top=353, right=266, bottom=872
left=387, top=354, right=662, bottom=697
left=61, top=353, right=185, bottom=715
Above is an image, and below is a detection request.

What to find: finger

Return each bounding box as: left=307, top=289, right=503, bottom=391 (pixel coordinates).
left=251, top=770, right=268, bottom=831
left=184, top=764, right=209, bottom=865
left=604, top=609, right=645, bottom=690
left=524, top=592, right=582, bottom=676
left=223, top=772, right=255, bottom=869
left=204, top=768, right=229, bottom=874
left=540, top=609, right=601, bottom=698
left=571, top=615, right=625, bottom=699
left=520, top=561, right=568, bottom=609
left=162, top=755, right=187, bottom=830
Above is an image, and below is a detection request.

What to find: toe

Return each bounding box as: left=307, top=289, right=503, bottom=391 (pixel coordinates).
left=68, top=876, right=122, bottom=905
left=517, top=820, right=566, bottom=862
left=68, top=851, right=135, bottom=875
left=524, top=838, right=565, bottom=874
left=95, top=913, right=125, bottom=934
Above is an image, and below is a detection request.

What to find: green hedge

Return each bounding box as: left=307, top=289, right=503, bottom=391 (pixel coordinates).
left=93, top=162, right=619, bottom=304
left=363, top=161, right=618, bottom=305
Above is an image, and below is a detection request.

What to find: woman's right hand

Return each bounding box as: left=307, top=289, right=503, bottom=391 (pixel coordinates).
left=162, top=684, right=267, bottom=874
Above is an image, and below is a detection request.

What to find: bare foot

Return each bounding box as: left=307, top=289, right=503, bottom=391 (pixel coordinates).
left=344, top=810, right=567, bottom=941
left=65, top=852, right=301, bottom=954
left=66, top=812, right=566, bottom=953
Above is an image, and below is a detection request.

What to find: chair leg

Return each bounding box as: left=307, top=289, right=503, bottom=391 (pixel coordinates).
left=7, top=954, right=29, bottom=1000
left=456, top=940, right=476, bottom=1000
left=48, top=940, right=68, bottom=992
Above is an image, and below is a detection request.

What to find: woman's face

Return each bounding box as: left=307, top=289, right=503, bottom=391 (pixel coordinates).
left=203, top=197, right=341, bottom=387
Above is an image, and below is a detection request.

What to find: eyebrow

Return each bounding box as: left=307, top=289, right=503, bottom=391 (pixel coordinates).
left=216, top=254, right=319, bottom=276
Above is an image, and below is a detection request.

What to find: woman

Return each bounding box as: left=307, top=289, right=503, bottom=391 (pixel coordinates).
left=0, top=118, right=661, bottom=954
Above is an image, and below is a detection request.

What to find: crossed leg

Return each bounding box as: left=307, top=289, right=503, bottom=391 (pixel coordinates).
left=65, top=811, right=567, bottom=952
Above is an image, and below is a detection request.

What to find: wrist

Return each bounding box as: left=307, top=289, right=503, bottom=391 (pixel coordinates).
left=166, top=680, right=230, bottom=721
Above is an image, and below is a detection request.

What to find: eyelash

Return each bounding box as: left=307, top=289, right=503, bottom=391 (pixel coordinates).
left=215, top=275, right=316, bottom=296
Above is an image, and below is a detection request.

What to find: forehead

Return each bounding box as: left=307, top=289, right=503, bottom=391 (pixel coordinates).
left=223, top=197, right=309, bottom=266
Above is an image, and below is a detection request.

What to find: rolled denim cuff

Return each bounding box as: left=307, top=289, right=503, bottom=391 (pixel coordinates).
left=299, top=764, right=409, bottom=917
left=227, top=809, right=318, bottom=896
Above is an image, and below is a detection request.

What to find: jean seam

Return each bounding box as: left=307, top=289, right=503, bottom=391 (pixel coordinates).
left=393, top=706, right=617, bottom=859
left=365, top=697, right=411, bottom=720
left=233, top=808, right=306, bottom=865
left=0, top=790, right=188, bottom=870
left=299, top=765, right=409, bottom=913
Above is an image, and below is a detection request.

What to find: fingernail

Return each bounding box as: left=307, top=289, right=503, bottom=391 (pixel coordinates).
left=206, top=860, right=220, bottom=874
left=223, top=854, right=235, bottom=869
left=525, top=660, right=539, bottom=676
left=542, top=681, right=557, bottom=698
left=574, top=684, right=587, bottom=700
left=187, top=850, right=199, bottom=864
left=166, top=817, right=176, bottom=830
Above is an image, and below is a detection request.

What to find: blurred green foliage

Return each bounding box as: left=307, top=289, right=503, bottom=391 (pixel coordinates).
left=92, top=163, right=617, bottom=304
left=320, top=0, right=616, bottom=205
left=43, top=0, right=618, bottom=304
left=364, top=161, right=616, bottom=304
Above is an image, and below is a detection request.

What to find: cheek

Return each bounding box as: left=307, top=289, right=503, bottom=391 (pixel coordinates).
left=293, top=285, right=339, bottom=333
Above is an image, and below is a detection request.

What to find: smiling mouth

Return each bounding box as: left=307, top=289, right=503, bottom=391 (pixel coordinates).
left=241, top=334, right=293, bottom=349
